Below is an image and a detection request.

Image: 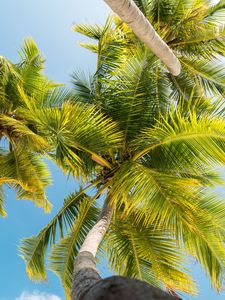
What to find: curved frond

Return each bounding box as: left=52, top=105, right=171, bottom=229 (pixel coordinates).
left=106, top=216, right=196, bottom=295
left=16, top=38, right=58, bottom=96
left=0, top=114, right=49, bottom=150
left=23, top=101, right=123, bottom=175
left=18, top=38, right=44, bottom=71
left=0, top=147, right=51, bottom=211
left=73, top=24, right=105, bottom=40
left=99, top=48, right=171, bottom=141
left=182, top=192, right=225, bottom=290
left=109, top=160, right=203, bottom=225
left=132, top=109, right=225, bottom=162
left=180, top=57, right=225, bottom=96
left=0, top=185, right=6, bottom=217
left=19, top=185, right=104, bottom=281
left=71, top=71, right=94, bottom=103
left=0, top=56, right=22, bottom=110
left=205, top=0, right=225, bottom=20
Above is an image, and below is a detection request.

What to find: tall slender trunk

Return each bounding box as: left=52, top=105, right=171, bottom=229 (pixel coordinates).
left=104, top=0, right=181, bottom=76
left=71, top=199, right=179, bottom=300
left=71, top=200, right=113, bottom=300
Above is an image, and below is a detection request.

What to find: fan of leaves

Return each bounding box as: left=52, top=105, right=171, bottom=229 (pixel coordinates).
left=19, top=1, right=225, bottom=298
left=0, top=39, right=58, bottom=214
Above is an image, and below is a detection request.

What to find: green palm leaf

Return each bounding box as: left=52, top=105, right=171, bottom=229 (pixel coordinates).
left=132, top=108, right=225, bottom=162
left=16, top=38, right=59, bottom=95
left=0, top=185, right=6, bottom=217
left=71, top=71, right=94, bottom=103
left=99, top=48, right=171, bottom=141
left=182, top=193, right=225, bottom=290
left=205, top=0, right=225, bottom=20
left=109, top=161, right=202, bottom=226
left=0, top=147, right=52, bottom=212
left=0, top=39, right=62, bottom=214
left=180, top=57, right=225, bottom=96
left=0, top=114, right=49, bottom=150
left=19, top=185, right=104, bottom=281
left=106, top=217, right=196, bottom=294
left=24, top=101, right=123, bottom=173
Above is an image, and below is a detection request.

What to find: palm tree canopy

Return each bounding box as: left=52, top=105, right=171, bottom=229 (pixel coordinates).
left=20, top=1, right=225, bottom=298
left=0, top=38, right=64, bottom=215
left=104, top=0, right=181, bottom=75
left=75, top=0, right=225, bottom=103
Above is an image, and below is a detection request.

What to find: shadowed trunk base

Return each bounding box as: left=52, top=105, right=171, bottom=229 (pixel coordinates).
left=78, top=275, right=180, bottom=300
left=72, top=253, right=180, bottom=300
left=72, top=252, right=101, bottom=300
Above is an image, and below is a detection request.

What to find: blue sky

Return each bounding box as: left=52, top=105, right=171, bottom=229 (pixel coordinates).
left=0, top=1, right=225, bottom=299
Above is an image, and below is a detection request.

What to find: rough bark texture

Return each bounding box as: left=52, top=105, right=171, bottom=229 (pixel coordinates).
left=71, top=200, right=179, bottom=300
left=72, top=252, right=101, bottom=300
left=104, top=0, right=181, bottom=76
left=72, top=202, right=113, bottom=300
left=79, top=276, right=179, bottom=300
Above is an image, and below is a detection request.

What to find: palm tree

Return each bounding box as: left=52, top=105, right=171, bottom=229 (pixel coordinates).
left=75, top=0, right=225, bottom=106
left=0, top=38, right=64, bottom=215
left=103, top=0, right=181, bottom=75
left=19, top=4, right=225, bottom=298
left=20, top=70, right=225, bottom=298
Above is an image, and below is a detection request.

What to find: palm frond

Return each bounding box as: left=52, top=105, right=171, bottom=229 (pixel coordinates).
left=0, top=56, right=22, bottom=110
left=18, top=38, right=44, bottom=71
left=182, top=192, right=225, bottom=290
left=73, top=24, right=105, bottom=40
left=171, top=23, right=225, bottom=59
left=132, top=108, right=225, bottom=163
left=22, top=100, right=123, bottom=175
left=180, top=57, right=225, bottom=96
left=0, top=185, right=6, bottom=217
left=205, top=0, right=225, bottom=20
left=41, top=87, right=73, bottom=108
left=71, top=71, right=94, bottom=103
left=106, top=216, right=196, bottom=294
left=19, top=185, right=103, bottom=281
left=185, top=229, right=225, bottom=291
left=16, top=38, right=59, bottom=97
left=0, top=114, right=49, bottom=150
left=109, top=161, right=203, bottom=227
left=148, top=0, right=178, bottom=24
left=0, top=147, right=51, bottom=211
left=99, top=48, right=172, bottom=142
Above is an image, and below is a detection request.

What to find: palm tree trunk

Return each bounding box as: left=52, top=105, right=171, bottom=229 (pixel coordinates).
left=71, top=200, right=179, bottom=300
left=104, top=0, right=181, bottom=76
left=71, top=200, right=113, bottom=300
